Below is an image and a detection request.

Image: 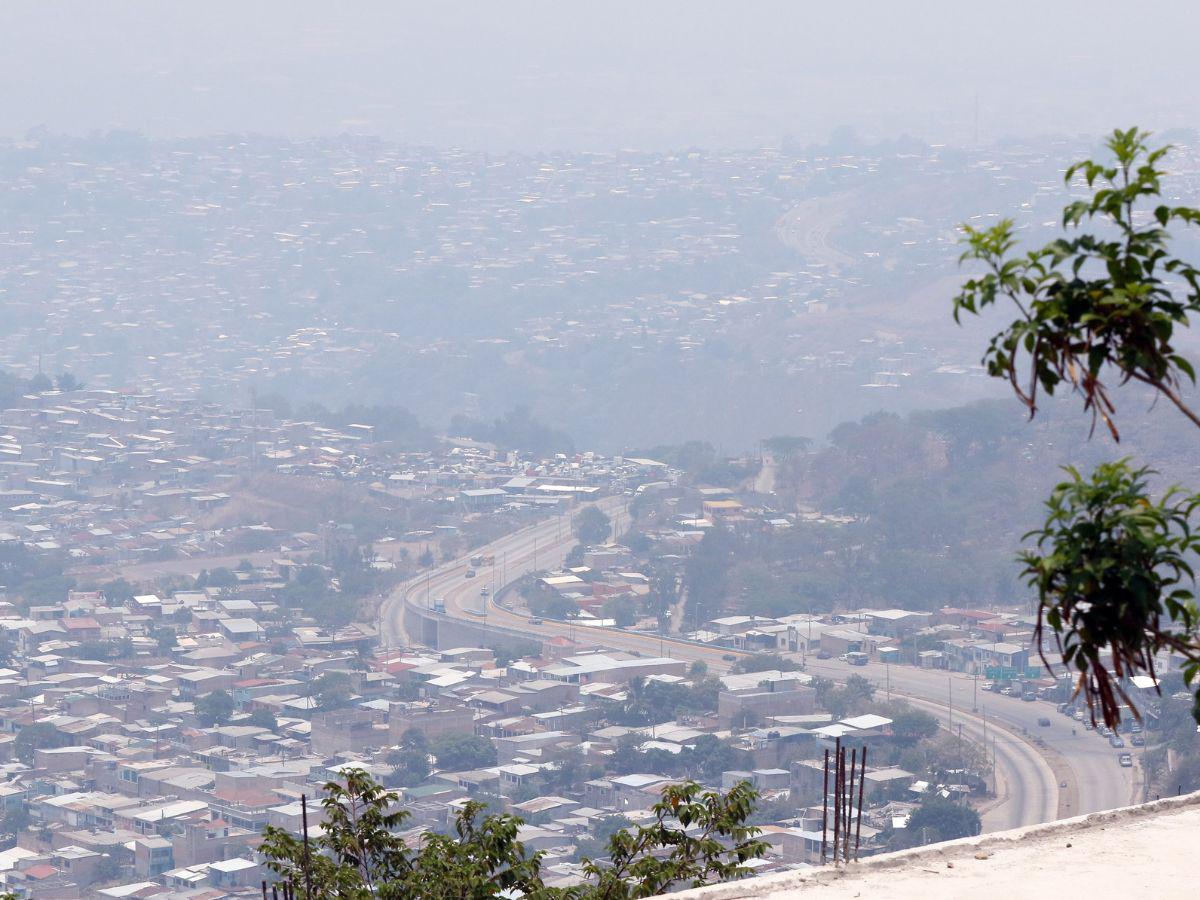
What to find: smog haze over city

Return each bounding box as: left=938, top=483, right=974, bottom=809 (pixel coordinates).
left=0, top=3, right=1197, bottom=897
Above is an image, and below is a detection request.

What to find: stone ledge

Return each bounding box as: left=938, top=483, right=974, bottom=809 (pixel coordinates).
left=673, top=790, right=1200, bottom=899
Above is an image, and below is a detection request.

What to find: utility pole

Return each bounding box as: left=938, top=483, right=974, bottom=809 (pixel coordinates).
left=948, top=677, right=953, bottom=732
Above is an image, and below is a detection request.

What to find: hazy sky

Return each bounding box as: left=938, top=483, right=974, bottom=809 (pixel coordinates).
left=2, top=1, right=1197, bottom=150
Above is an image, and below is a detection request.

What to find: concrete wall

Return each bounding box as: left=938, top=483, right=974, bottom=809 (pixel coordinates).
left=403, top=601, right=543, bottom=658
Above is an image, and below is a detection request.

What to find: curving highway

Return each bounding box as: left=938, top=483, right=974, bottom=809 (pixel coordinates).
left=802, top=657, right=1134, bottom=822
left=379, top=499, right=1135, bottom=833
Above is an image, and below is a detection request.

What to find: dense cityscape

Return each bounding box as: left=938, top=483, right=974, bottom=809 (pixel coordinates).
left=0, top=366, right=1190, bottom=895
left=2, top=4, right=1200, bottom=897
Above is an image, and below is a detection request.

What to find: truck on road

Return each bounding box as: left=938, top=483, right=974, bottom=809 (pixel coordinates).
left=432, top=598, right=446, bottom=614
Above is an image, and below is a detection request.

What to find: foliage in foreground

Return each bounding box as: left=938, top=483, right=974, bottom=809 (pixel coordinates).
left=260, top=769, right=767, bottom=899
left=956, top=128, right=1200, bottom=725
left=1022, top=461, right=1200, bottom=724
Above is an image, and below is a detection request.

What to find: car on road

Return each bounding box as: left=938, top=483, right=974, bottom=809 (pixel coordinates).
left=1021, top=692, right=1037, bottom=702
left=1037, top=717, right=1051, bottom=727
left=1131, top=735, right=1145, bottom=747
left=529, top=617, right=543, bottom=625
left=465, top=569, right=476, bottom=578
left=816, top=650, right=832, bottom=660
left=1109, top=735, right=1126, bottom=748
left=480, top=586, right=490, bottom=596
left=1118, top=753, right=1133, bottom=767
left=721, top=654, right=737, bottom=662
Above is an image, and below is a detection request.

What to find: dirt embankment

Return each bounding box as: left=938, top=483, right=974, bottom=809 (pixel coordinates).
left=198, top=473, right=397, bottom=534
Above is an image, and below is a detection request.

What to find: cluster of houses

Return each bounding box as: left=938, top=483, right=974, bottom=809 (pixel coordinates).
left=0, top=551, right=1012, bottom=899
left=681, top=607, right=1035, bottom=676
left=0, top=384, right=683, bottom=580
left=0, top=133, right=1131, bottom=455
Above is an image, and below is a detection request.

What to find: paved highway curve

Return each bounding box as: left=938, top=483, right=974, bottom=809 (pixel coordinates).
left=379, top=499, right=1134, bottom=832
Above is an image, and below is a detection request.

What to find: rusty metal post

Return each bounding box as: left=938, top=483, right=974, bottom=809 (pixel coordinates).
left=845, top=748, right=857, bottom=862
left=821, top=747, right=830, bottom=863
left=835, top=739, right=844, bottom=868
left=301, top=793, right=312, bottom=900
left=855, top=745, right=868, bottom=859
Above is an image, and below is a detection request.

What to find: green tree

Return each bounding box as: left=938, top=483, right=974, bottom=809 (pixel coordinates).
left=195, top=690, right=236, bottom=727
left=954, top=128, right=1200, bottom=725
left=573, top=815, right=634, bottom=862
left=682, top=734, right=747, bottom=782
left=812, top=675, right=875, bottom=720
left=15, top=722, right=66, bottom=764
left=433, top=733, right=497, bottom=771
left=580, top=780, right=766, bottom=898
left=313, top=672, right=355, bottom=711
left=400, top=727, right=430, bottom=752
left=247, top=709, right=279, bottom=732
left=2, top=805, right=30, bottom=835
left=56, top=372, right=83, bottom=392
left=565, top=543, right=586, bottom=568
left=894, top=795, right=981, bottom=849
left=96, top=854, right=122, bottom=883
left=207, top=567, right=238, bottom=588
left=260, top=770, right=766, bottom=899
left=530, top=593, right=579, bottom=621
left=151, top=626, right=177, bottom=654
left=1022, top=462, right=1200, bottom=723
left=730, top=653, right=800, bottom=674
left=535, top=747, right=599, bottom=796
left=573, top=507, right=612, bottom=546
left=883, top=701, right=939, bottom=743
left=603, top=596, right=637, bottom=628
left=683, top=527, right=737, bottom=626
left=101, top=578, right=135, bottom=604
left=386, top=749, right=432, bottom=788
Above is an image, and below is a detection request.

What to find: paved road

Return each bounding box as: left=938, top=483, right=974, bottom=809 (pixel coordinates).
left=802, top=658, right=1134, bottom=820
left=901, top=694, right=1057, bottom=831
left=381, top=496, right=750, bottom=671
left=380, top=499, right=1132, bottom=831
